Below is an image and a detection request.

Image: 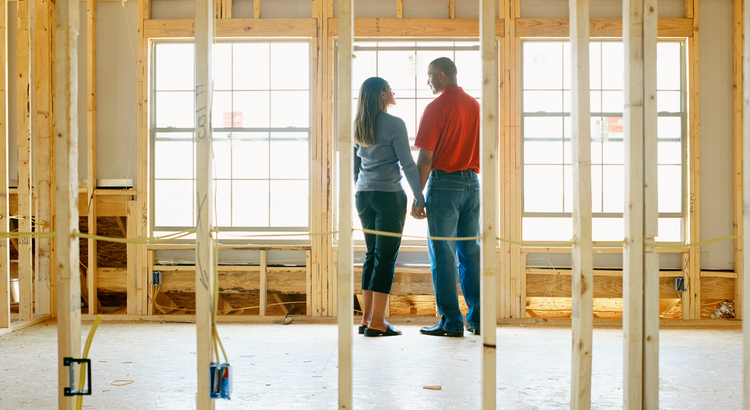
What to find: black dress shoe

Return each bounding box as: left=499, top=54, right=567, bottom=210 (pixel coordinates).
left=465, top=325, right=481, bottom=336
left=358, top=325, right=366, bottom=334
left=420, top=324, right=463, bottom=337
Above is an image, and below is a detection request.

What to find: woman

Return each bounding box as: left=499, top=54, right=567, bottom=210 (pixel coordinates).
left=354, top=77, right=425, bottom=337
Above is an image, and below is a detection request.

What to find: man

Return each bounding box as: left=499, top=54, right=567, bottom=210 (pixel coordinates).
left=411, top=57, right=481, bottom=338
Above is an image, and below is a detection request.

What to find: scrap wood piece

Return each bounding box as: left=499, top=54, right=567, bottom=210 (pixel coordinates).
left=423, top=385, right=441, bottom=390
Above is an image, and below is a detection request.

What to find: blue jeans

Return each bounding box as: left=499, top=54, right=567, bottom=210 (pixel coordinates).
left=426, top=170, right=481, bottom=333
left=355, top=190, right=407, bottom=294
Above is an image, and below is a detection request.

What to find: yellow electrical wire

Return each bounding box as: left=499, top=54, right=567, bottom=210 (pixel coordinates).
left=76, top=314, right=103, bottom=410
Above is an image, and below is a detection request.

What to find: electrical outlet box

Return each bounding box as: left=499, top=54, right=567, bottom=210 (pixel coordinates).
left=210, top=362, right=232, bottom=400
left=152, top=271, right=162, bottom=286
left=674, top=277, right=686, bottom=292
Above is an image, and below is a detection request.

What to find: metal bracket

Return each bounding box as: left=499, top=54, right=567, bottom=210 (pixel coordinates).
left=674, top=277, right=686, bottom=293
left=63, top=357, right=92, bottom=396
left=152, top=270, right=162, bottom=286
left=209, top=362, right=232, bottom=400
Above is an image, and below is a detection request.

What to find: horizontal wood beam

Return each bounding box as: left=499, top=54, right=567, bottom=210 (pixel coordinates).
left=527, top=274, right=733, bottom=299
left=144, top=18, right=316, bottom=38
left=521, top=246, right=689, bottom=254
left=328, top=18, right=505, bottom=38
left=516, top=18, right=693, bottom=38
left=527, top=268, right=687, bottom=277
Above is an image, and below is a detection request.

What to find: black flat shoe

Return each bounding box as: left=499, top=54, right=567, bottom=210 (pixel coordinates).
left=465, top=325, right=481, bottom=336
left=358, top=325, right=366, bottom=334
left=420, top=324, right=463, bottom=337
left=364, top=323, right=402, bottom=337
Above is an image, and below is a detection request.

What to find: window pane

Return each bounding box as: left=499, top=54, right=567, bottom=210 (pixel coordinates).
left=155, top=180, right=193, bottom=226
left=657, top=91, right=681, bottom=112
left=524, top=165, right=563, bottom=212
left=601, top=42, right=624, bottom=89
left=388, top=99, right=417, bottom=141
left=155, top=137, right=193, bottom=179
left=270, top=180, right=308, bottom=226
left=232, top=133, right=269, bottom=179
left=271, top=91, right=310, bottom=127
left=213, top=134, right=232, bottom=179
left=270, top=43, right=310, bottom=90
left=657, top=42, right=681, bottom=91
left=234, top=91, right=270, bottom=127
left=214, top=43, right=232, bottom=91
left=156, top=91, right=194, bottom=128
left=213, top=179, right=231, bottom=226
left=455, top=50, right=482, bottom=96
left=592, top=165, right=602, bottom=213
left=563, top=165, right=572, bottom=212
left=589, top=43, right=602, bottom=89
left=602, top=140, right=624, bottom=164
left=590, top=141, right=602, bottom=164
left=592, top=218, right=624, bottom=242
left=656, top=218, right=682, bottom=242
left=590, top=91, right=602, bottom=112
left=212, top=91, right=232, bottom=128
left=602, top=165, right=624, bottom=213
left=523, top=42, right=563, bottom=90
left=233, top=180, right=270, bottom=226
left=353, top=51, right=377, bottom=92
left=233, top=43, right=270, bottom=90
left=378, top=50, right=417, bottom=99
left=524, top=141, right=563, bottom=164
left=155, top=43, right=194, bottom=91
left=658, top=141, right=681, bottom=165
left=601, top=91, right=623, bottom=113
left=657, top=117, right=681, bottom=140
left=522, top=217, right=571, bottom=241
left=524, top=117, right=563, bottom=139
left=270, top=136, right=309, bottom=179
left=658, top=165, right=682, bottom=213
left=524, top=91, right=563, bottom=112
left=562, top=42, right=571, bottom=90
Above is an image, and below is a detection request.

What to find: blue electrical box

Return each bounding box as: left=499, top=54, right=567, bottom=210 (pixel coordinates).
left=209, top=362, right=232, bottom=400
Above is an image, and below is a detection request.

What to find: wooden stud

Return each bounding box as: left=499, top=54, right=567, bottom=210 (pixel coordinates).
left=326, top=18, right=504, bottom=38
left=147, top=250, right=155, bottom=315
left=336, top=0, right=353, bottom=408
left=260, top=250, right=267, bottom=316
left=305, top=249, right=311, bottom=315
left=33, top=0, right=52, bottom=316
left=127, top=201, right=137, bottom=314
left=195, top=0, right=216, bottom=405
left=54, top=0, right=82, bottom=404
left=254, top=0, right=260, bottom=18
left=569, top=0, right=593, bottom=407
left=687, top=0, right=701, bottom=320
left=0, top=0, right=7, bottom=330
left=743, top=0, right=750, bottom=405
left=16, top=0, right=32, bottom=322
left=449, top=0, right=455, bottom=18
left=480, top=0, right=499, bottom=408
left=733, top=0, right=742, bottom=320
left=86, top=0, right=97, bottom=316
left=136, top=0, right=150, bottom=331
left=515, top=18, right=693, bottom=38
left=397, top=0, right=403, bottom=18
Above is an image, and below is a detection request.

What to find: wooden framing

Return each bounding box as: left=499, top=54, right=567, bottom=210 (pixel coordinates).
left=136, top=0, right=150, bottom=332
left=33, top=0, right=53, bottom=317
left=16, top=0, right=32, bottom=322
left=327, top=18, right=504, bottom=37
left=194, top=0, right=215, bottom=405
left=0, top=0, right=7, bottom=330
left=622, top=0, right=660, bottom=407
left=143, top=18, right=316, bottom=38
left=127, top=201, right=137, bottom=314
left=733, top=0, right=743, bottom=320
left=685, top=0, right=701, bottom=322
left=479, top=1, right=498, bottom=408
left=515, top=18, right=693, bottom=38
left=54, top=0, right=82, bottom=405
left=569, top=0, right=593, bottom=407
left=336, top=0, right=353, bottom=408
left=86, top=0, right=97, bottom=315
left=743, top=0, right=750, bottom=405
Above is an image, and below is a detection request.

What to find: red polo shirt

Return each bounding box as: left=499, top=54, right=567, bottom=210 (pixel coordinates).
left=414, top=86, right=480, bottom=173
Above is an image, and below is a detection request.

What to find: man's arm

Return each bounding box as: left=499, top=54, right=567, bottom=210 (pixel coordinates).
left=410, top=148, right=433, bottom=219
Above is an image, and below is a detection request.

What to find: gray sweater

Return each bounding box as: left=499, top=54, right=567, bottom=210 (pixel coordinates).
left=354, top=112, right=425, bottom=207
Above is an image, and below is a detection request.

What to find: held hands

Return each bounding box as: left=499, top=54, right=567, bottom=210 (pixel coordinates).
left=411, top=202, right=427, bottom=220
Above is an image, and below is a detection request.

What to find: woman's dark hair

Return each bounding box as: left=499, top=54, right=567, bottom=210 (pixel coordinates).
left=354, top=77, right=388, bottom=147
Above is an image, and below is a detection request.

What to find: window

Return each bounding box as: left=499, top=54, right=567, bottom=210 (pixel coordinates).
left=151, top=41, right=311, bottom=234
left=345, top=41, right=481, bottom=242
left=521, top=40, right=685, bottom=242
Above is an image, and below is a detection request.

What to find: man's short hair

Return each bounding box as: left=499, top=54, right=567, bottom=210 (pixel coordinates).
left=430, top=57, right=457, bottom=78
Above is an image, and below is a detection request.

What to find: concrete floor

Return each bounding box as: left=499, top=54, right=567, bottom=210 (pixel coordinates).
left=0, top=320, right=742, bottom=409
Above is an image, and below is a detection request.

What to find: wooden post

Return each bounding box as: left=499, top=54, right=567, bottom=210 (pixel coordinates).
left=733, top=0, right=743, bottom=320
left=686, top=0, right=702, bottom=321
left=33, top=0, right=52, bottom=316
left=260, top=250, right=267, bottom=316
left=336, top=0, right=353, bottom=408
left=17, top=0, right=33, bottom=322
left=449, top=0, right=455, bottom=18
left=397, top=0, right=403, bottom=18
left=195, top=0, right=216, bottom=406
left=743, top=1, right=750, bottom=406
left=480, top=0, right=498, bottom=409
left=253, top=0, right=260, bottom=18
left=570, top=0, right=593, bottom=408
left=623, top=0, right=659, bottom=407
left=86, top=0, right=97, bottom=316
left=136, top=0, right=150, bottom=325
left=0, top=0, right=8, bottom=330
left=127, top=201, right=137, bottom=314
left=55, top=0, right=82, bottom=404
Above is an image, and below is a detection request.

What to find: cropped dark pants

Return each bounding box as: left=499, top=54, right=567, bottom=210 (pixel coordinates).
left=355, top=190, right=407, bottom=294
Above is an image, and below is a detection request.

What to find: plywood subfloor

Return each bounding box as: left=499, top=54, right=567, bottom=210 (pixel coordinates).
left=0, top=321, right=741, bottom=409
